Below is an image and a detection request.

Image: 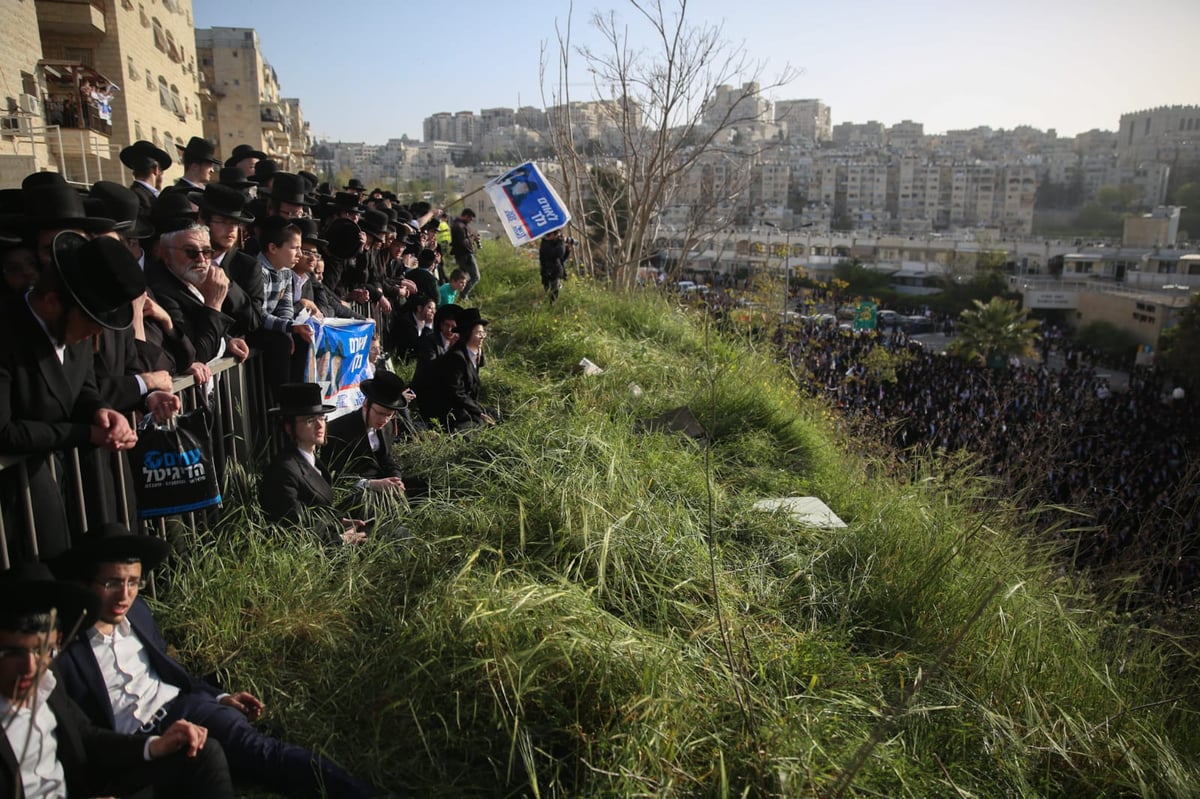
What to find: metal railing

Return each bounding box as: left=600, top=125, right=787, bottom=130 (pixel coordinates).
left=0, top=353, right=270, bottom=568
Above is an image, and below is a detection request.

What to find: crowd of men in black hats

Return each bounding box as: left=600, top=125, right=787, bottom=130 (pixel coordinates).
left=773, top=316, right=1200, bottom=600
left=0, top=136, right=502, bottom=796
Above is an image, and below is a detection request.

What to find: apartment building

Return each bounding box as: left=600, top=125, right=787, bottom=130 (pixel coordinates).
left=1, top=0, right=205, bottom=186
left=1118, top=105, right=1200, bottom=170
left=773, top=99, right=831, bottom=142
left=195, top=27, right=311, bottom=171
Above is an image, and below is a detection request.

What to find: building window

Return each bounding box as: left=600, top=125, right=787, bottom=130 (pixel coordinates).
left=168, top=84, right=185, bottom=120
left=158, top=76, right=170, bottom=110
left=152, top=18, right=166, bottom=52
left=134, top=121, right=143, bottom=139
left=139, top=4, right=149, bottom=27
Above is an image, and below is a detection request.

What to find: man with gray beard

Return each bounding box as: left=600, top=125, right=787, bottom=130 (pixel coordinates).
left=145, top=221, right=248, bottom=365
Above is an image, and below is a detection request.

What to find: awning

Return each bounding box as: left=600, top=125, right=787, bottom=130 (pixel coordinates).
left=39, top=60, right=121, bottom=94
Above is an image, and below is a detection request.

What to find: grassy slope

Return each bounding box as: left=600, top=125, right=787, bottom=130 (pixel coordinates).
left=157, top=244, right=1200, bottom=798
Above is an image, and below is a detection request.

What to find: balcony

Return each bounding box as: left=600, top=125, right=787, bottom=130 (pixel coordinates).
left=35, top=0, right=106, bottom=35
left=260, top=104, right=286, bottom=132
left=40, top=61, right=116, bottom=137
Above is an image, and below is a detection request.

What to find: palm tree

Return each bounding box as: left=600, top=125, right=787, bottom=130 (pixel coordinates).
left=949, top=297, right=1040, bottom=369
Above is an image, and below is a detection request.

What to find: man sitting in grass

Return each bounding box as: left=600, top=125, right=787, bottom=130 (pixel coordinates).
left=52, top=523, right=387, bottom=798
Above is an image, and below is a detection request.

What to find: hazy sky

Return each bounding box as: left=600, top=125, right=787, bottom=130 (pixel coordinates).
left=193, top=0, right=1200, bottom=143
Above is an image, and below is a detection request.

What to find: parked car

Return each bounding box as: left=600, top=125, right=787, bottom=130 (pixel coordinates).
left=900, top=315, right=935, bottom=334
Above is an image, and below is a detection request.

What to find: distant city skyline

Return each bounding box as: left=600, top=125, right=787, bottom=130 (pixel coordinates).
left=194, top=0, right=1199, bottom=143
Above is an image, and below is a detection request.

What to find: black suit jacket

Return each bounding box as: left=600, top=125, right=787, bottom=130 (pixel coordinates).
left=324, top=408, right=403, bottom=481
left=259, top=447, right=344, bottom=541
left=129, top=181, right=157, bottom=213
left=218, top=248, right=264, bottom=334
left=424, top=348, right=486, bottom=432
left=0, top=680, right=150, bottom=799
left=145, top=260, right=235, bottom=364
left=392, top=312, right=431, bottom=363
left=55, top=597, right=221, bottom=733
left=404, top=267, right=439, bottom=303
left=0, top=294, right=108, bottom=559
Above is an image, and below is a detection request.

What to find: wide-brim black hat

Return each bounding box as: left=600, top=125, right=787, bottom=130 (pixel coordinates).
left=455, top=307, right=490, bottom=336
left=249, top=159, right=279, bottom=185
left=0, top=562, right=100, bottom=633
left=228, top=144, right=268, bottom=164
left=344, top=179, right=366, bottom=192
left=269, top=382, right=336, bottom=416
left=264, top=173, right=315, bottom=206
left=293, top=218, right=327, bottom=249
left=434, top=302, right=463, bottom=328
left=120, top=140, right=172, bottom=171
left=177, top=135, right=221, bottom=166
left=361, top=371, right=410, bottom=411
left=332, top=192, right=364, bottom=212
left=52, top=523, right=171, bottom=580
left=217, top=166, right=254, bottom=189
left=189, top=184, right=255, bottom=224
left=326, top=218, right=364, bottom=260
left=360, top=209, right=389, bottom=238
left=23, top=178, right=115, bottom=234
left=89, top=181, right=155, bottom=238
left=53, top=232, right=146, bottom=330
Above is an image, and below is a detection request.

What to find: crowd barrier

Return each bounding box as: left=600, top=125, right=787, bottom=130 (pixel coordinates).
left=0, top=352, right=271, bottom=569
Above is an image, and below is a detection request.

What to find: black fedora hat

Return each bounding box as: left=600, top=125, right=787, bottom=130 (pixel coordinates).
left=176, top=135, right=221, bottom=166
left=434, top=302, right=462, bottom=329
left=344, top=178, right=366, bottom=192
left=24, top=176, right=115, bottom=234
left=119, top=140, right=172, bottom=171
left=332, top=192, right=364, bottom=213
left=0, top=562, right=100, bottom=633
left=325, top=218, right=363, bottom=260
left=265, top=172, right=314, bottom=207
left=217, top=166, right=254, bottom=190
left=52, top=232, right=146, bottom=330
left=361, top=370, right=410, bottom=411
left=454, top=307, right=489, bottom=338
left=226, top=143, right=268, bottom=164
left=269, top=382, right=335, bottom=416
left=249, top=159, right=279, bottom=185
left=297, top=170, right=319, bottom=192
left=52, top=523, right=172, bottom=581
left=149, top=190, right=198, bottom=233
left=88, top=181, right=155, bottom=238
left=190, top=183, right=255, bottom=224
left=293, top=217, right=327, bottom=249
left=359, top=209, right=389, bottom=239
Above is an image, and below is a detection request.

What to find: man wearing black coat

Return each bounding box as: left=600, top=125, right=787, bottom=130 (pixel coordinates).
left=422, top=308, right=496, bottom=433
left=0, top=562, right=234, bottom=799
left=52, top=526, right=382, bottom=799
left=325, top=372, right=421, bottom=493
left=0, top=234, right=142, bottom=563
left=194, top=183, right=264, bottom=335
left=259, top=383, right=371, bottom=545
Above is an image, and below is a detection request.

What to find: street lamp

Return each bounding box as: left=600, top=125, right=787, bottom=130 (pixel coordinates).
left=763, top=220, right=791, bottom=320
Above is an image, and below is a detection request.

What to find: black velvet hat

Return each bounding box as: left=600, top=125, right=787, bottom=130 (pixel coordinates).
left=176, top=136, right=221, bottom=166
left=119, top=140, right=172, bottom=171
left=359, top=209, right=389, bottom=239
left=23, top=174, right=115, bottom=234
left=88, top=181, right=155, bottom=238
left=0, top=562, right=99, bottom=633
left=264, top=172, right=315, bottom=206
left=344, top=178, right=366, bottom=192
left=293, top=217, right=327, bottom=249
left=269, top=382, right=336, bottom=416
left=250, top=159, right=279, bottom=185
left=52, top=232, right=146, bottom=330
left=52, top=523, right=171, bottom=579
left=149, top=189, right=198, bottom=234
left=325, top=218, right=364, bottom=260
left=217, top=166, right=254, bottom=190
left=360, top=370, right=410, bottom=411
left=190, top=183, right=256, bottom=224
left=226, top=143, right=268, bottom=165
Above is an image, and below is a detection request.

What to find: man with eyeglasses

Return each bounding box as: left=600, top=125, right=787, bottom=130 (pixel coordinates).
left=145, top=221, right=250, bottom=366
left=52, top=524, right=386, bottom=798
left=0, top=560, right=235, bottom=799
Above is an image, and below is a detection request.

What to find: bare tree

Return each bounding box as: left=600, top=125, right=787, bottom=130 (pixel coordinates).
left=541, top=0, right=797, bottom=287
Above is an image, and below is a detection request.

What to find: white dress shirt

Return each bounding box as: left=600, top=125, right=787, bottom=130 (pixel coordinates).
left=1, top=670, right=67, bottom=799
left=88, top=619, right=181, bottom=734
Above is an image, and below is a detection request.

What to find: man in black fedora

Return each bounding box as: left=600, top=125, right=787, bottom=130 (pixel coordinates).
left=120, top=140, right=173, bottom=213
left=325, top=371, right=421, bottom=494
left=259, top=383, right=374, bottom=545
left=51, top=524, right=384, bottom=799
left=0, top=560, right=235, bottom=799
left=174, top=136, right=222, bottom=191
left=224, top=143, right=267, bottom=175
left=422, top=307, right=496, bottom=433
left=264, top=172, right=314, bottom=220
left=21, top=172, right=116, bottom=270
left=192, top=183, right=263, bottom=335
left=0, top=233, right=144, bottom=564
left=343, top=178, right=366, bottom=198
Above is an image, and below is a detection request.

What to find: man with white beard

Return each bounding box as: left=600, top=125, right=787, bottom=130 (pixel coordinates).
left=145, top=221, right=248, bottom=365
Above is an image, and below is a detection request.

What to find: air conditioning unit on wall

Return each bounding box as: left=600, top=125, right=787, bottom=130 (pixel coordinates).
left=18, top=94, right=39, bottom=115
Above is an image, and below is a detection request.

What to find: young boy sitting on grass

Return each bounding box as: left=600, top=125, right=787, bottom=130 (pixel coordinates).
left=438, top=269, right=468, bottom=307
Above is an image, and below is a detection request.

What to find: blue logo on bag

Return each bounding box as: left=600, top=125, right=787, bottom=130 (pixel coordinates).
left=143, top=448, right=203, bottom=469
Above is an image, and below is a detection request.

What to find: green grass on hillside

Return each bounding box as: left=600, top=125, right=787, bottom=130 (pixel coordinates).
left=156, top=243, right=1200, bottom=797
